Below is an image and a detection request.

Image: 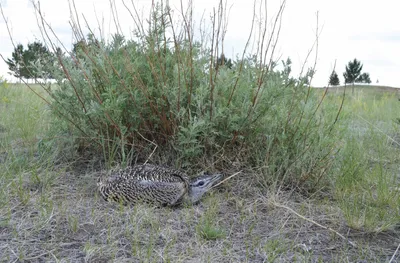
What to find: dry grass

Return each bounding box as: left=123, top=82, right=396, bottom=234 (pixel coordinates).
left=1, top=167, right=399, bottom=262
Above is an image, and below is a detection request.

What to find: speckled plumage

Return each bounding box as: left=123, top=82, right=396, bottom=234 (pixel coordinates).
left=97, top=164, right=223, bottom=206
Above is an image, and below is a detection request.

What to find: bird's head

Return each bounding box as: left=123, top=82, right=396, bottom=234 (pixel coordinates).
left=187, top=172, right=223, bottom=204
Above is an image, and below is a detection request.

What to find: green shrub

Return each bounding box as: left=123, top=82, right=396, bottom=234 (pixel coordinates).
left=27, top=3, right=338, bottom=191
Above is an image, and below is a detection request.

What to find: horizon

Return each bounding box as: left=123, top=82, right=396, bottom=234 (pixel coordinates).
left=1, top=0, right=399, bottom=88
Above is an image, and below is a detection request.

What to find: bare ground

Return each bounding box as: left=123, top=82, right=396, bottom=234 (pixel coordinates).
left=1, top=165, right=399, bottom=263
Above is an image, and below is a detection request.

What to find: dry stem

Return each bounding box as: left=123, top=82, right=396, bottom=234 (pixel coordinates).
left=270, top=201, right=357, bottom=248
left=212, top=171, right=242, bottom=189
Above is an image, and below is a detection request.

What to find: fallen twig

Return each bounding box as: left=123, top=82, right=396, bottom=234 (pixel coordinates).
left=212, top=171, right=241, bottom=189
left=24, top=249, right=56, bottom=261
left=270, top=201, right=357, bottom=248
left=389, top=243, right=400, bottom=263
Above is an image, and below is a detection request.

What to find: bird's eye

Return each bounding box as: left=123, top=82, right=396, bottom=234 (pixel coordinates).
left=198, top=181, right=205, bottom=186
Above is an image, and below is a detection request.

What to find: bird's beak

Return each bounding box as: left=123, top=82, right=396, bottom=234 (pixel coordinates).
left=209, top=173, right=224, bottom=187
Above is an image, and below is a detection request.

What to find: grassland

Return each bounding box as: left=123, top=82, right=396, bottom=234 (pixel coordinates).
left=0, top=83, right=399, bottom=262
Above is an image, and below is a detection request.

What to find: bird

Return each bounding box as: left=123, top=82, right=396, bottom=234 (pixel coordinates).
left=97, top=164, right=223, bottom=206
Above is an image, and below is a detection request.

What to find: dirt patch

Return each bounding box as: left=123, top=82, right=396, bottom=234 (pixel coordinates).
left=0, top=169, right=399, bottom=262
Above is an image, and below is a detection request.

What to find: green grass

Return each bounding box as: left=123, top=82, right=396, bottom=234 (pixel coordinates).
left=0, top=82, right=53, bottom=190
left=1, top=79, right=400, bottom=261
left=0, top=83, right=49, bottom=149
left=196, top=197, right=226, bottom=240
left=322, top=87, right=400, bottom=232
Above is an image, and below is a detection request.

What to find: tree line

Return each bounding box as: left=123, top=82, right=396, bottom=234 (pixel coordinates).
left=6, top=39, right=234, bottom=82
left=5, top=40, right=372, bottom=90
left=328, top=58, right=371, bottom=87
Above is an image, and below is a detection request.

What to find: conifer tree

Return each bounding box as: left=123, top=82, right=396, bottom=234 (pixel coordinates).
left=343, top=58, right=363, bottom=86
left=356, top=72, right=371, bottom=84
left=328, top=70, right=340, bottom=86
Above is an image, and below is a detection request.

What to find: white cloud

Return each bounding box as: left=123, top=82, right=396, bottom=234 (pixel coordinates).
left=1, top=0, right=399, bottom=87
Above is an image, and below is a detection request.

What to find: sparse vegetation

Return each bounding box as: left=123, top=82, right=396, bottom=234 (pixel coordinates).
left=325, top=87, right=400, bottom=233
left=0, top=0, right=399, bottom=262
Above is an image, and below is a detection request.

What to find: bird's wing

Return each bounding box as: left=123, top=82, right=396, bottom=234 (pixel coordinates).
left=136, top=180, right=187, bottom=205
left=115, top=164, right=189, bottom=183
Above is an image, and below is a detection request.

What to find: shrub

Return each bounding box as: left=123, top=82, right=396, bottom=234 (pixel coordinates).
left=24, top=2, right=339, bottom=191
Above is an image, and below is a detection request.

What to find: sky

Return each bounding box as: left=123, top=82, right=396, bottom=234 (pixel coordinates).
left=0, top=0, right=399, bottom=87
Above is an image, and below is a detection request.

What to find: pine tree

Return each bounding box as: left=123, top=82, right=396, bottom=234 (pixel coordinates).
left=328, top=70, right=340, bottom=86
left=6, top=41, right=53, bottom=81
left=343, top=58, right=363, bottom=85
left=26, top=41, right=53, bottom=79
left=6, top=44, right=25, bottom=78
left=216, top=53, right=232, bottom=70
left=356, top=73, right=371, bottom=84
left=343, top=58, right=363, bottom=94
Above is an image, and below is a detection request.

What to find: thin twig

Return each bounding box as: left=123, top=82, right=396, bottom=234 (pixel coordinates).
left=389, top=243, right=400, bottom=263
left=137, top=132, right=158, bottom=165
left=356, top=114, right=400, bottom=147
left=24, top=249, right=56, bottom=261
left=226, top=0, right=256, bottom=107
left=212, top=171, right=241, bottom=189
left=271, top=201, right=357, bottom=248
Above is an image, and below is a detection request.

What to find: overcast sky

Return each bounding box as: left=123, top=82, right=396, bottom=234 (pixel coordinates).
left=1, top=0, right=399, bottom=87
